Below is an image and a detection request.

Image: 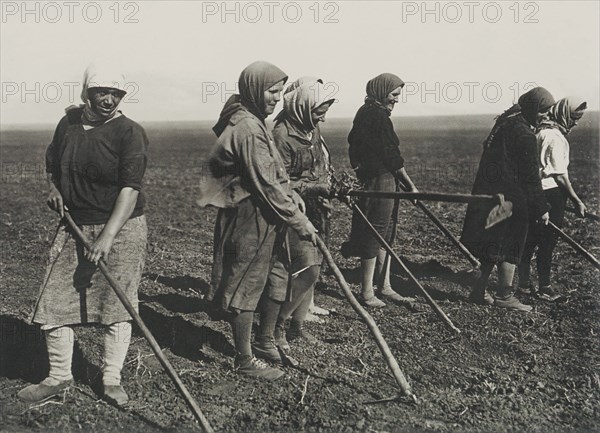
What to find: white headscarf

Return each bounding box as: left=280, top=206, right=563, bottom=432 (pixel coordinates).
left=282, top=78, right=335, bottom=132
left=79, top=62, right=127, bottom=125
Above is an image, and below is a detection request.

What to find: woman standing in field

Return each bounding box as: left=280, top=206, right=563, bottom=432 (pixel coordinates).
left=517, top=98, right=587, bottom=301
left=18, top=63, right=149, bottom=407
left=198, top=61, right=317, bottom=379
left=461, top=87, right=554, bottom=311
left=253, top=77, right=335, bottom=354
left=342, top=73, right=418, bottom=308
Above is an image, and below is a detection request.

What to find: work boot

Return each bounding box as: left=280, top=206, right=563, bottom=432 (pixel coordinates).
left=274, top=321, right=290, bottom=351
left=469, top=288, right=494, bottom=305
left=517, top=282, right=536, bottom=296
left=252, top=337, right=282, bottom=363
left=537, top=285, right=562, bottom=302
left=494, top=294, right=533, bottom=312
left=17, top=377, right=73, bottom=403
left=287, top=321, right=318, bottom=343
left=235, top=355, right=284, bottom=380
left=103, top=384, right=129, bottom=407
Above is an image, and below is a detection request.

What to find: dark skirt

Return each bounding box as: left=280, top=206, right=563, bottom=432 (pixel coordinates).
left=31, top=215, right=147, bottom=326
left=209, top=197, right=289, bottom=312
left=460, top=145, right=529, bottom=265
left=344, top=172, right=397, bottom=259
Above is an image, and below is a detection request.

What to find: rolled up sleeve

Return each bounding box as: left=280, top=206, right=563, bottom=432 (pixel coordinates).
left=118, top=125, right=149, bottom=190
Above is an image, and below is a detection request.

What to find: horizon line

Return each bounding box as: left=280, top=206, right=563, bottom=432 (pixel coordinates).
left=2, top=110, right=599, bottom=130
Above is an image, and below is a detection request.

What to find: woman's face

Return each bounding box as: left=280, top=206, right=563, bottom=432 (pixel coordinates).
left=311, top=103, right=331, bottom=125
left=385, top=87, right=403, bottom=112
left=88, top=87, right=124, bottom=118
left=263, top=81, right=285, bottom=116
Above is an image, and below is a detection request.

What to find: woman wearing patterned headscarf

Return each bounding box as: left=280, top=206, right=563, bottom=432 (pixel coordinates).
left=342, top=73, right=419, bottom=308
left=198, top=61, right=317, bottom=379
left=18, top=62, right=149, bottom=407
left=517, top=98, right=587, bottom=301
left=461, top=87, right=555, bottom=311
left=251, top=78, right=335, bottom=357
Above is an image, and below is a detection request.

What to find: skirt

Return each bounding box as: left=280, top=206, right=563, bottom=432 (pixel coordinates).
left=209, top=197, right=290, bottom=312
left=31, top=215, right=147, bottom=326
left=344, top=172, right=397, bottom=259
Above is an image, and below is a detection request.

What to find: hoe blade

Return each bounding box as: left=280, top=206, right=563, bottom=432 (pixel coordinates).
left=485, top=194, right=513, bottom=229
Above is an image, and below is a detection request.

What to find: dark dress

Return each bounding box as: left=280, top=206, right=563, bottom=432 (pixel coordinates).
left=460, top=114, right=549, bottom=264
left=201, top=107, right=310, bottom=311
left=344, top=101, right=405, bottom=259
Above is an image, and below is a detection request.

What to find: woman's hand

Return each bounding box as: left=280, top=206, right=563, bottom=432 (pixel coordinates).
left=318, top=197, right=333, bottom=218
left=85, top=232, right=116, bottom=264
left=574, top=199, right=587, bottom=218
left=47, top=185, right=64, bottom=217
left=539, top=212, right=550, bottom=225
left=296, top=220, right=318, bottom=245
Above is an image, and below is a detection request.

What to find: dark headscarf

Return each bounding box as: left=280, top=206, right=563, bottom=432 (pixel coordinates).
left=517, top=87, right=555, bottom=125
left=539, top=97, right=587, bottom=136
left=365, top=73, right=405, bottom=108
left=213, top=61, right=288, bottom=136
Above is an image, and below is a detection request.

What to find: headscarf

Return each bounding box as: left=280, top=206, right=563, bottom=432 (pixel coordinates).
left=213, top=61, right=288, bottom=136
left=517, top=87, right=555, bottom=125
left=78, top=62, right=127, bottom=126
left=539, top=97, right=587, bottom=135
left=273, top=76, right=321, bottom=124
left=274, top=77, right=335, bottom=132
left=365, top=73, right=405, bottom=111
left=284, top=76, right=322, bottom=95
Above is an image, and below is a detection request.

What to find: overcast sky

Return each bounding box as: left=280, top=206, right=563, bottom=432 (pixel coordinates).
left=1, top=0, right=599, bottom=125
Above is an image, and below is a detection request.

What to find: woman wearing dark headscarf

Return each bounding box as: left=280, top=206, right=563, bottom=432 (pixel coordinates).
left=198, top=61, right=317, bottom=379
left=342, top=73, right=418, bottom=308
left=461, top=87, right=554, bottom=311
left=253, top=77, right=336, bottom=353
left=517, top=97, right=587, bottom=301
left=18, top=62, right=148, bottom=406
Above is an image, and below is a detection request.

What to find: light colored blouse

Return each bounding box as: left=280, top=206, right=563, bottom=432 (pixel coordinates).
left=537, top=128, right=570, bottom=190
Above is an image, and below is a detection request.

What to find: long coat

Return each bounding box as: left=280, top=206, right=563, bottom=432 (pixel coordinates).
left=460, top=114, right=549, bottom=264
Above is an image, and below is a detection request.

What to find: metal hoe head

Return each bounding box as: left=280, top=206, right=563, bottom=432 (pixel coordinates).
left=485, top=194, right=513, bottom=229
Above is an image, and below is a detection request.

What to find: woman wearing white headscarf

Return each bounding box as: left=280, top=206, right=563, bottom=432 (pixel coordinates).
left=18, top=62, right=149, bottom=407
left=252, top=77, right=335, bottom=355
left=517, top=97, right=587, bottom=301
left=198, top=61, right=317, bottom=380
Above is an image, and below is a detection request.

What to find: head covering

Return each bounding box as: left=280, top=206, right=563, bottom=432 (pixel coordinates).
left=274, top=77, right=335, bottom=132
left=517, top=87, right=555, bottom=125
left=539, top=97, right=587, bottom=135
left=213, top=61, right=287, bottom=136
left=273, top=77, right=321, bottom=124
left=365, top=73, right=405, bottom=108
left=79, top=62, right=127, bottom=125
left=284, top=76, right=322, bottom=95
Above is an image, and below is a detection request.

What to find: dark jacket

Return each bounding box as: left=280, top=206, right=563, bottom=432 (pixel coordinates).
left=460, top=114, right=550, bottom=264
left=348, top=102, right=404, bottom=181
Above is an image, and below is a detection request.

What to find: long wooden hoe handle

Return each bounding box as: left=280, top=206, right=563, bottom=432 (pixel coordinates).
left=315, top=236, right=417, bottom=402
left=63, top=212, right=215, bottom=433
